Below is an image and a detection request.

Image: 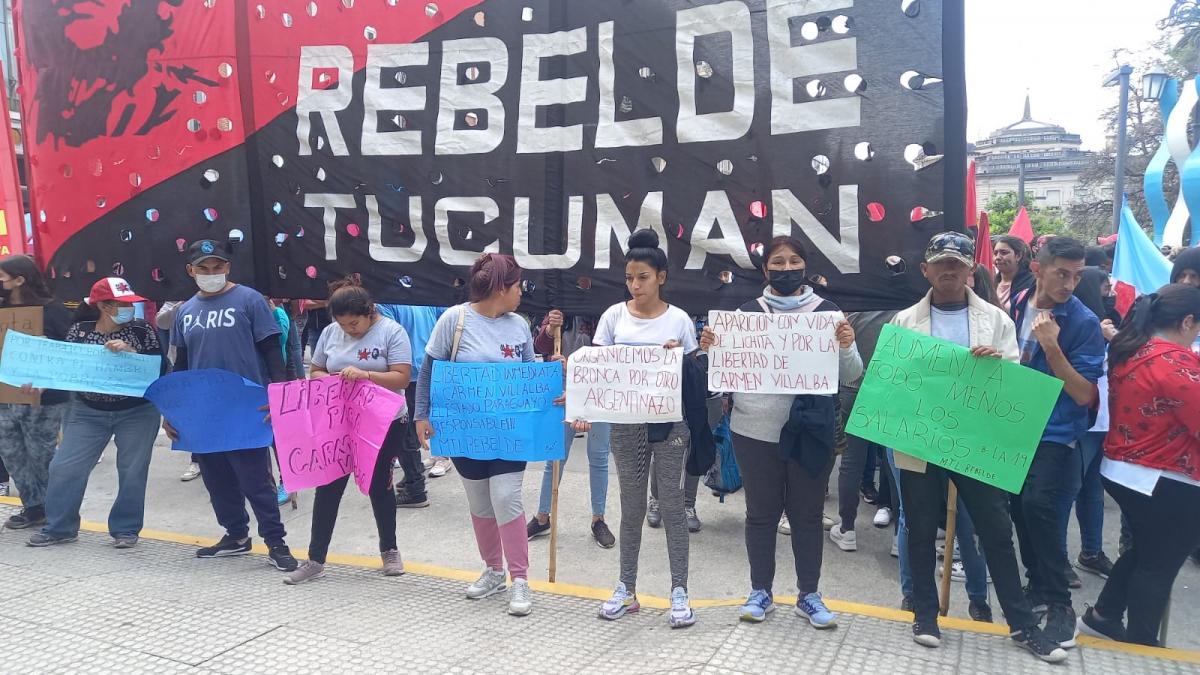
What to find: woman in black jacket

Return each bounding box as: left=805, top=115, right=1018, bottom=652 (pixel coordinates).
left=994, top=235, right=1035, bottom=313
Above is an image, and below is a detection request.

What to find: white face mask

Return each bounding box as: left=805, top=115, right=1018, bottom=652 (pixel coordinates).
left=195, top=273, right=227, bottom=293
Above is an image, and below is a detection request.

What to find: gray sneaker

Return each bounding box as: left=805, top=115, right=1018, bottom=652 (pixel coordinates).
left=466, top=567, right=508, bottom=599
left=283, top=560, right=326, bottom=585
left=646, top=498, right=662, bottom=528
left=27, top=531, right=76, bottom=547
left=112, top=535, right=139, bottom=549
left=507, top=578, right=532, bottom=616
left=685, top=507, right=702, bottom=533
left=382, top=549, right=405, bottom=576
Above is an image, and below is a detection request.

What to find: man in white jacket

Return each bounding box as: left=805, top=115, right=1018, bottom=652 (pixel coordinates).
left=890, top=232, right=1066, bottom=663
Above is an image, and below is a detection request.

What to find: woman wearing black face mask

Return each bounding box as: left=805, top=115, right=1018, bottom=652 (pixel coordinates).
left=699, top=236, right=861, bottom=630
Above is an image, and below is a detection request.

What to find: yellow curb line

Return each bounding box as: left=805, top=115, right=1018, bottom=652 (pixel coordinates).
left=2, top=495, right=1197, bottom=665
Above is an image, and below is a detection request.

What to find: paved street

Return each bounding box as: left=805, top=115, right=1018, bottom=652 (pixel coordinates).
left=1, top=433, right=1199, bottom=672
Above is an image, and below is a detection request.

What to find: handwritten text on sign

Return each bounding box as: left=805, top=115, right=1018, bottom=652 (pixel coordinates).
left=846, top=325, right=1063, bottom=494
left=707, top=310, right=840, bottom=394
left=0, top=330, right=161, bottom=398
left=430, top=362, right=565, bottom=462
left=269, top=377, right=405, bottom=494
left=566, top=346, right=683, bottom=423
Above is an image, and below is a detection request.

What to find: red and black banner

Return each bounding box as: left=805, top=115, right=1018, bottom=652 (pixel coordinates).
left=16, top=0, right=966, bottom=314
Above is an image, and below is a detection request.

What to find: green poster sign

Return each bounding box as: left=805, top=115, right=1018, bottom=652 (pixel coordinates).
left=847, top=324, right=1064, bottom=494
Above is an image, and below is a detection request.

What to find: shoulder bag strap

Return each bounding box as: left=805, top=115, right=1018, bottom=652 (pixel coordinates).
left=450, top=306, right=467, bottom=362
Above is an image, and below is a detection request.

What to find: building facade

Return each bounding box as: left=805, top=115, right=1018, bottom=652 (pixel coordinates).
left=973, top=96, right=1103, bottom=209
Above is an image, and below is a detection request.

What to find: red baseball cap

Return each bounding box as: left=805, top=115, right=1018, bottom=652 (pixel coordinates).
left=86, top=277, right=148, bottom=305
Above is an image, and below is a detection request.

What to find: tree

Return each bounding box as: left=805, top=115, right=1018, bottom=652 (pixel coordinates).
left=984, top=192, right=1068, bottom=237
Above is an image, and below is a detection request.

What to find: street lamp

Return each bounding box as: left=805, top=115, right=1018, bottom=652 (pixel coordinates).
left=1141, top=71, right=1171, bottom=103
left=1102, top=65, right=1133, bottom=235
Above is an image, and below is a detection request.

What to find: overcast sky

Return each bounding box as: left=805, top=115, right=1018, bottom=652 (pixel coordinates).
left=966, top=0, right=1176, bottom=149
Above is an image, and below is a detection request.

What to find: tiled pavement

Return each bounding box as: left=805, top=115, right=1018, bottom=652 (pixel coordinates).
left=0, top=508, right=1197, bottom=674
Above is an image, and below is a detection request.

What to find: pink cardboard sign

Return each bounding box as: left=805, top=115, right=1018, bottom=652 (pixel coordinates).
left=269, top=376, right=405, bottom=494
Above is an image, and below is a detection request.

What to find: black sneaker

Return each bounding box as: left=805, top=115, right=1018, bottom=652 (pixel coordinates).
left=969, top=599, right=993, bottom=623
left=268, top=544, right=298, bottom=572
left=1077, top=605, right=1126, bottom=642
left=912, top=621, right=941, bottom=648
left=591, top=520, right=615, bottom=549
left=860, top=484, right=880, bottom=505
left=1065, top=566, right=1083, bottom=589
left=5, top=506, right=46, bottom=530
left=196, top=535, right=252, bottom=558
left=1043, top=603, right=1078, bottom=649
left=1076, top=551, right=1114, bottom=579
left=1010, top=625, right=1069, bottom=663
left=900, top=596, right=914, bottom=612
left=395, top=488, right=430, bottom=509
left=526, top=516, right=551, bottom=540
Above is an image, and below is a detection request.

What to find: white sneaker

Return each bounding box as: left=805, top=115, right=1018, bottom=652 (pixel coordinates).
left=421, top=456, right=435, bottom=471
left=938, top=560, right=967, bottom=582
left=507, top=578, right=532, bottom=616
left=466, top=567, right=507, bottom=599
left=430, top=457, right=453, bottom=478
left=821, top=513, right=835, bottom=531
left=829, top=524, right=857, bottom=551
left=777, top=514, right=791, bottom=536
left=180, top=463, right=201, bottom=482
left=873, top=507, right=892, bottom=528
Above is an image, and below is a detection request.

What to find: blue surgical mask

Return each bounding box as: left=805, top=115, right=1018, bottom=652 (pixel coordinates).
left=113, top=307, right=136, bottom=324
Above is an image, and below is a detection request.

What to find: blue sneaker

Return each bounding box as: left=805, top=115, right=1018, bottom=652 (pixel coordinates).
left=796, top=592, right=837, bottom=629
left=277, top=483, right=289, bottom=505
left=740, top=589, right=775, bottom=622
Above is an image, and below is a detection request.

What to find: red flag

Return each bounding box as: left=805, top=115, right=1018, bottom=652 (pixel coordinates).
left=0, top=61, right=24, bottom=257
left=965, top=160, right=978, bottom=231
left=974, top=212, right=993, bottom=273
left=1008, top=206, right=1034, bottom=243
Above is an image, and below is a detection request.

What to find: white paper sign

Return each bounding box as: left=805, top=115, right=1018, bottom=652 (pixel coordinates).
left=566, top=345, right=684, bottom=423
left=707, top=310, right=840, bottom=394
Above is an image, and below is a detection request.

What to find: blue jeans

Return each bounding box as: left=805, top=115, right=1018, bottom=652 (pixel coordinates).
left=1069, top=431, right=1106, bottom=555
left=42, top=401, right=161, bottom=538
left=889, top=449, right=988, bottom=603
left=538, top=422, right=610, bottom=517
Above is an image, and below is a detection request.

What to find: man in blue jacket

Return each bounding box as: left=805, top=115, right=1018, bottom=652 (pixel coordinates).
left=1009, top=236, right=1105, bottom=649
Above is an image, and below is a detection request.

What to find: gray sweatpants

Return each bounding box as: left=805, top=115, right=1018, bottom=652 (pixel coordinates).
left=610, top=422, right=691, bottom=592
left=0, top=403, right=66, bottom=509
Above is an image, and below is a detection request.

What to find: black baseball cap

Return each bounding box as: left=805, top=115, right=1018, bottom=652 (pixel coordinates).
left=187, top=239, right=231, bottom=265
left=924, top=231, right=975, bottom=266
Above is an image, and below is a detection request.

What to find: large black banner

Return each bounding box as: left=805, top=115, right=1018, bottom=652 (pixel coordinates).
left=20, top=0, right=965, bottom=314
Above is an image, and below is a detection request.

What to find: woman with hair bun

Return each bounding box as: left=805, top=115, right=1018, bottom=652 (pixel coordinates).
left=285, top=277, right=414, bottom=584
left=574, top=228, right=701, bottom=628
left=1078, top=283, right=1200, bottom=646
left=415, top=253, right=538, bottom=617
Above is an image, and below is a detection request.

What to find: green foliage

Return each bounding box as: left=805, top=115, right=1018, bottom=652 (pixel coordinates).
left=984, top=192, right=1069, bottom=238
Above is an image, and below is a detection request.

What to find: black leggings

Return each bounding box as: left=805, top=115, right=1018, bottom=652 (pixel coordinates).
left=1096, top=476, right=1200, bottom=646
left=307, top=420, right=406, bottom=564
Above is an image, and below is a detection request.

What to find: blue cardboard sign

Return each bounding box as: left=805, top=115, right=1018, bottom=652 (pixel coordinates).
left=144, top=369, right=273, bottom=453
left=0, top=330, right=161, bottom=398
left=429, top=362, right=566, bottom=462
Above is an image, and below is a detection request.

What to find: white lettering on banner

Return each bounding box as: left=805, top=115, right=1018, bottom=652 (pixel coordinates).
left=291, top=0, right=866, bottom=273
left=302, top=189, right=858, bottom=273
left=566, top=346, right=684, bottom=424
left=361, top=44, right=428, bottom=156
left=707, top=310, right=841, bottom=394
left=293, top=0, right=858, bottom=154
left=296, top=45, right=353, bottom=156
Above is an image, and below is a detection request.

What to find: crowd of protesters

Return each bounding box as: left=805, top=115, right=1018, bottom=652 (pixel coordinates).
left=0, top=225, right=1196, bottom=665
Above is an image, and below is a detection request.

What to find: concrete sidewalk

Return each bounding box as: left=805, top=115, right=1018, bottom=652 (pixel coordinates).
left=0, top=507, right=1197, bottom=674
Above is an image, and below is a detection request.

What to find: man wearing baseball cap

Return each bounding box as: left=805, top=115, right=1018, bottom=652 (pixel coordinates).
left=888, top=232, right=1067, bottom=662
left=30, top=278, right=168, bottom=548
left=167, top=240, right=297, bottom=571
